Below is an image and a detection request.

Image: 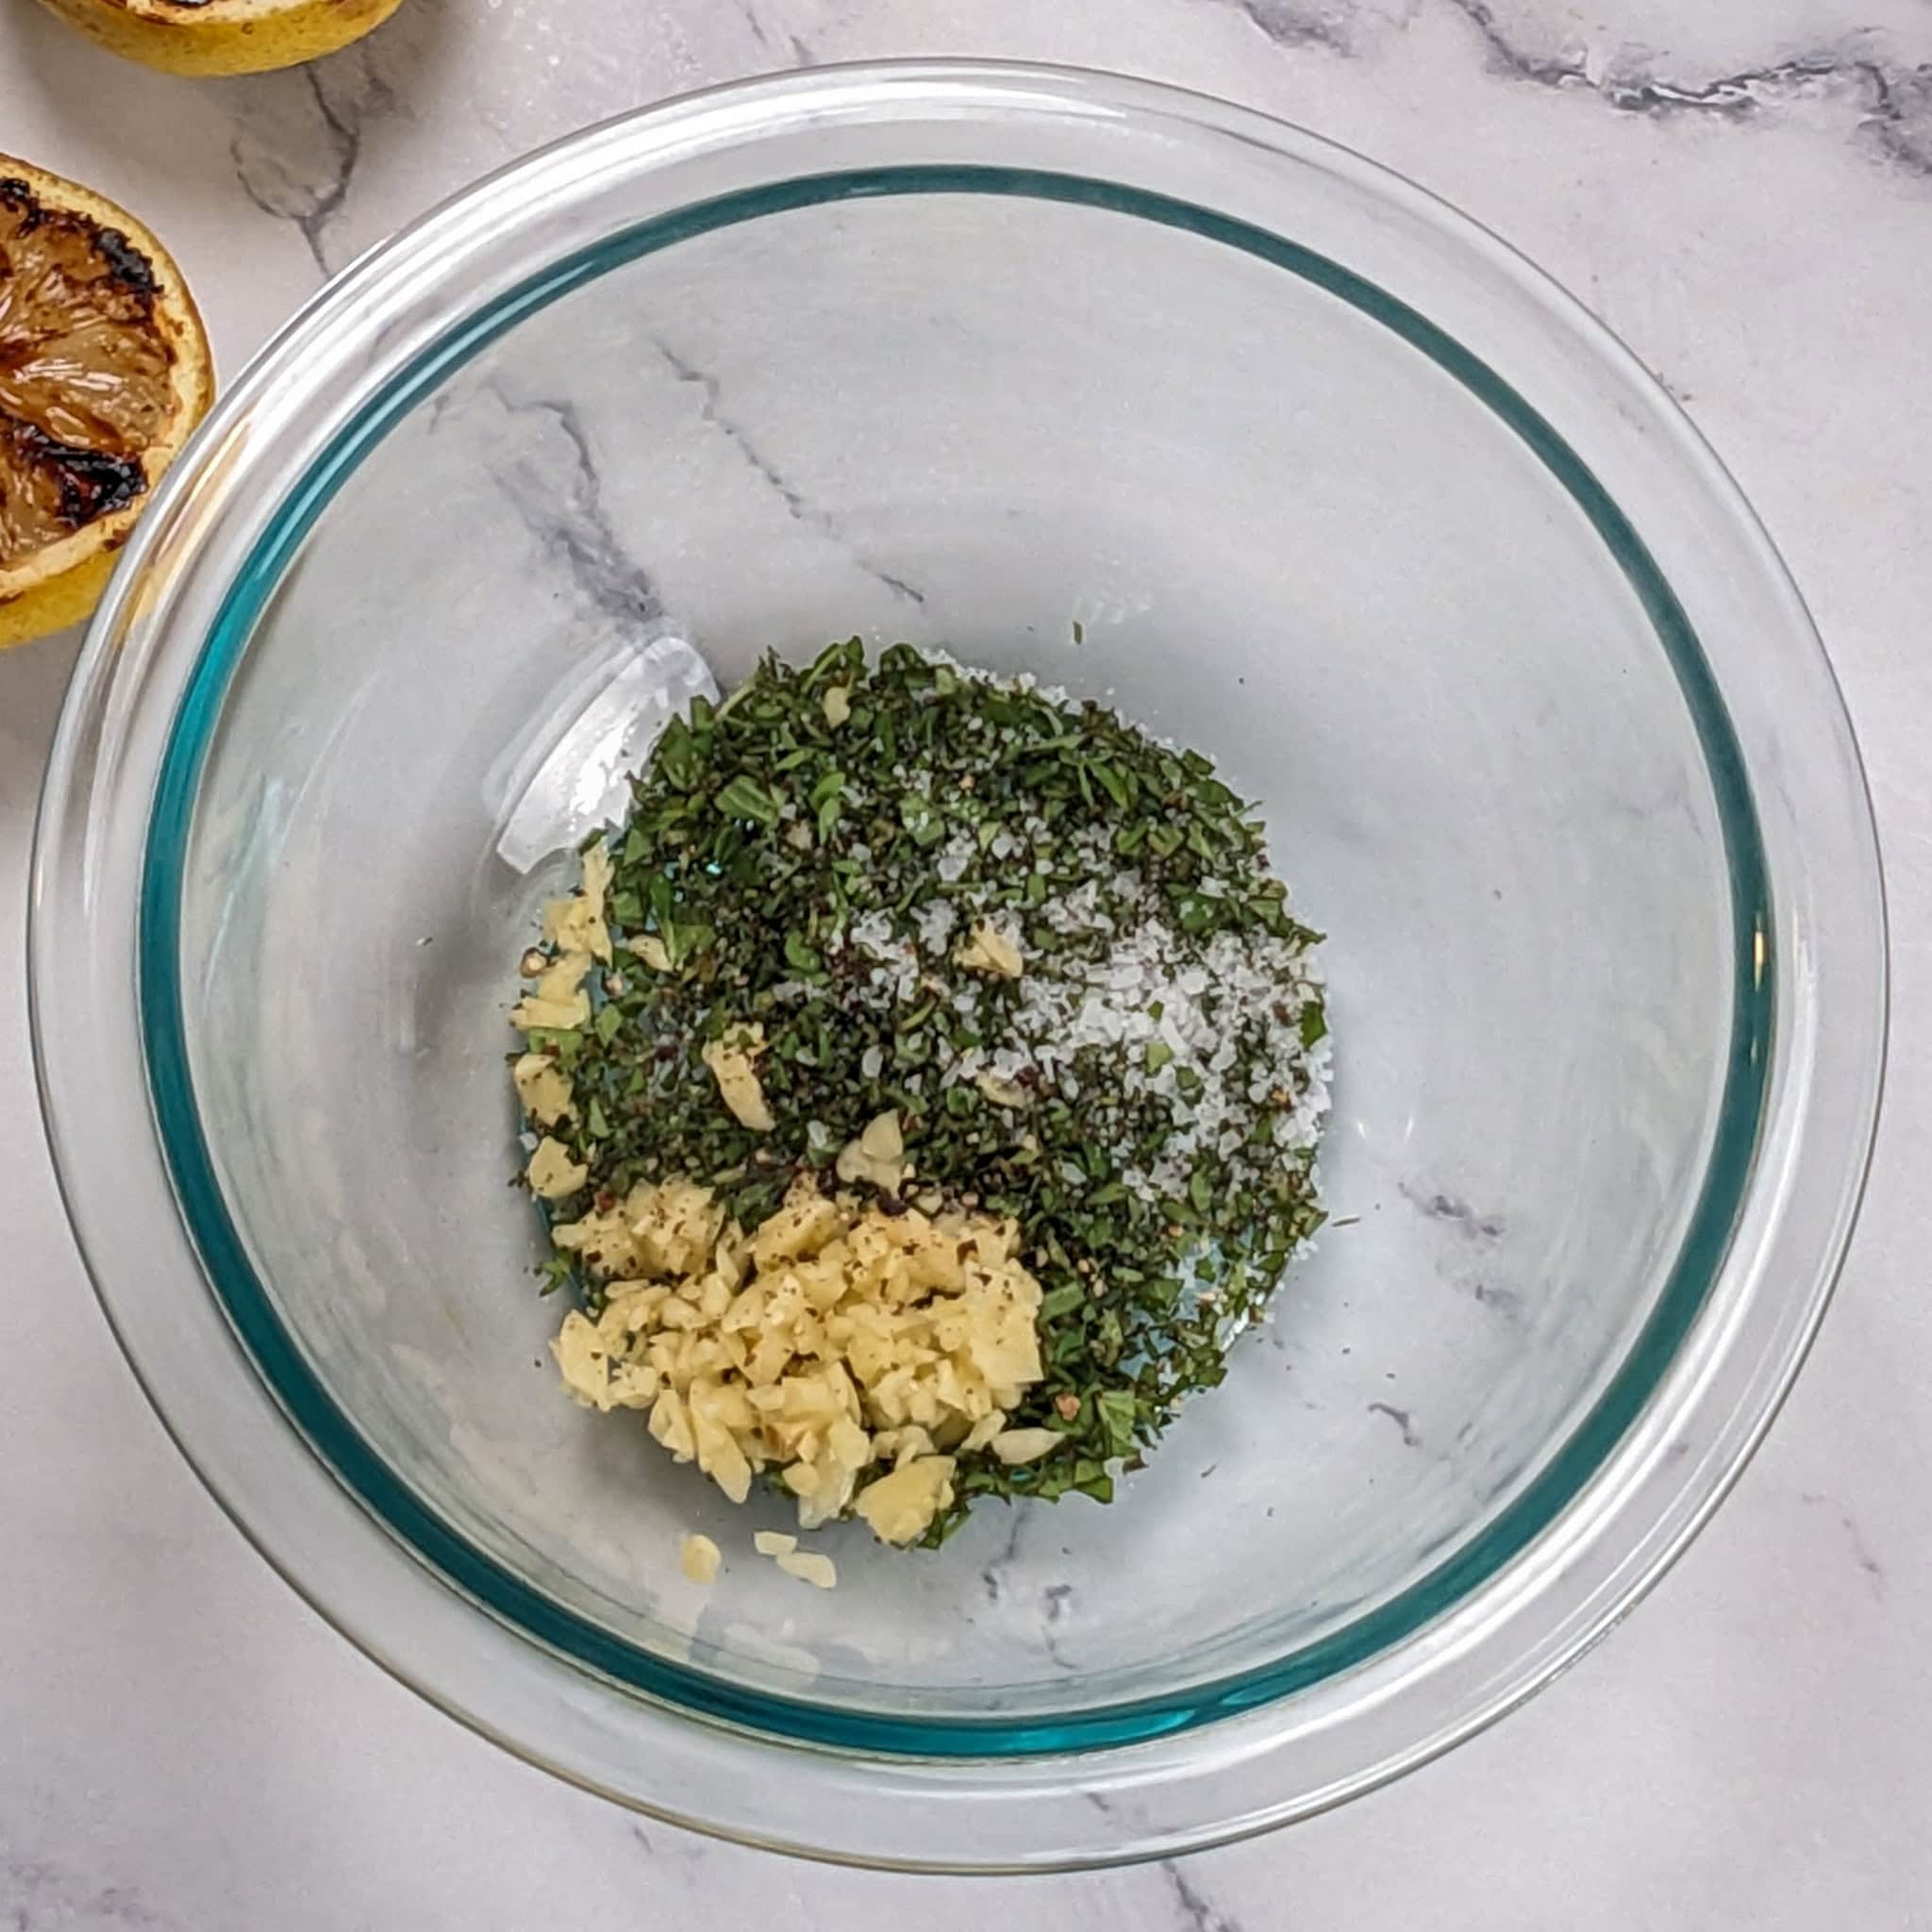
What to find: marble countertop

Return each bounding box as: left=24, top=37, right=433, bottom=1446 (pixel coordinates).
left=5, top=2, right=1930, bottom=1924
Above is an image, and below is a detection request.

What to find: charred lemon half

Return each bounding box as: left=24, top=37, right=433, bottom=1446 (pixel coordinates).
left=0, top=159, right=213, bottom=650
left=32, top=0, right=407, bottom=75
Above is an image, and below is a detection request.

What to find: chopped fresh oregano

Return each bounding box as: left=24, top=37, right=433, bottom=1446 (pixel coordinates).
left=514, top=641, right=1330, bottom=1541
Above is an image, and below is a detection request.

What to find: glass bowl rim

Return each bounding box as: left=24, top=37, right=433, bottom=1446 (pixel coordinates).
left=138, top=159, right=1774, bottom=1756
left=29, top=61, right=1888, bottom=1866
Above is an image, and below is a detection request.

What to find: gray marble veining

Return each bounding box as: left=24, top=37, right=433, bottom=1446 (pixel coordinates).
left=1444, top=1, right=1932, bottom=176
left=452, top=380, right=668, bottom=629
left=651, top=336, right=929, bottom=605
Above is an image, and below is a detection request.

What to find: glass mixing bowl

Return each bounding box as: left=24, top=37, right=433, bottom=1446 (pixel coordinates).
left=30, top=64, right=1885, bottom=1870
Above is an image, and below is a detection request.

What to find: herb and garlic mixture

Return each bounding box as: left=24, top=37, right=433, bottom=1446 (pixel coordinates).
left=509, top=640, right=1330, bottom=1546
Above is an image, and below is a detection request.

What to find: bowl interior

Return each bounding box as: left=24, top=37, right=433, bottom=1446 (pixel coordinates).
left=161, top=175, right=1749, bottom=1739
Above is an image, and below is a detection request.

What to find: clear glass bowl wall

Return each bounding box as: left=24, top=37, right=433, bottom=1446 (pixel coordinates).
left=31, top=67, right=1884, bottom=1869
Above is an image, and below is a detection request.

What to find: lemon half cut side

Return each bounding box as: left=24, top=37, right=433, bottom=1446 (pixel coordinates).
left=33, top=0, right=408, bottom=76
left=0, top=159, right=213, bottom=650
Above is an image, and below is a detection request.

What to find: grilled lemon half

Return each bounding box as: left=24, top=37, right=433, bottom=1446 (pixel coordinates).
left=32, top=0, right=407, bottom=76
left=0, top=159, right=213, bottom=649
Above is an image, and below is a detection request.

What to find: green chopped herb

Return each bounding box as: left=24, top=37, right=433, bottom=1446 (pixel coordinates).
left=508, top=640, right=1329, bottom=1541
left=714, top=774, right=780, bottom=826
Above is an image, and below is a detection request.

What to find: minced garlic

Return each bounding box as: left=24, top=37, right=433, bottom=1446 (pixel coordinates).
left=680, top=1533, right=722, bottom=1584
left=956, top=920, right=1024, bottom=979
left=853, top=1455, right=957, bottom=1544
left=990, top=1426, right=1063, bottom=1465
left=512, top=1052, right=575, bottom=1127
left=632, top=933, right=674, bottom=972
left=973, top=1070, right=1028, bottom=1110
left=542, top=841, right=613, bottom=962
left=701, top=1024, right=776, bottom=1131
left=749, top=1526, right=838, bottom=1587
left=511, top=842, right=615, bottom=1030
left=549, top=1176, right=1049, bottom=1544
left=510, top=950, right=592, bottom=1031
left=550, top=1176, right=723, bottom=1281
left=776, top=1549, right=838, bottom=1589
left=553, top=1307, right=661, bottom=1410
left=833, top=1108, right=908, bottom=1192
left=526, top=1136, right=588, bottom=1200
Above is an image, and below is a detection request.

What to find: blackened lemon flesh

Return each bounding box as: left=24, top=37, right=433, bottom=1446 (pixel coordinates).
left=0, top=161, right=212, bottom=648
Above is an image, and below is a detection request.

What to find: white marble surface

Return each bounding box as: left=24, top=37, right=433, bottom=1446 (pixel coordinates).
left=4, top=1, right=1931, bottom=1924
